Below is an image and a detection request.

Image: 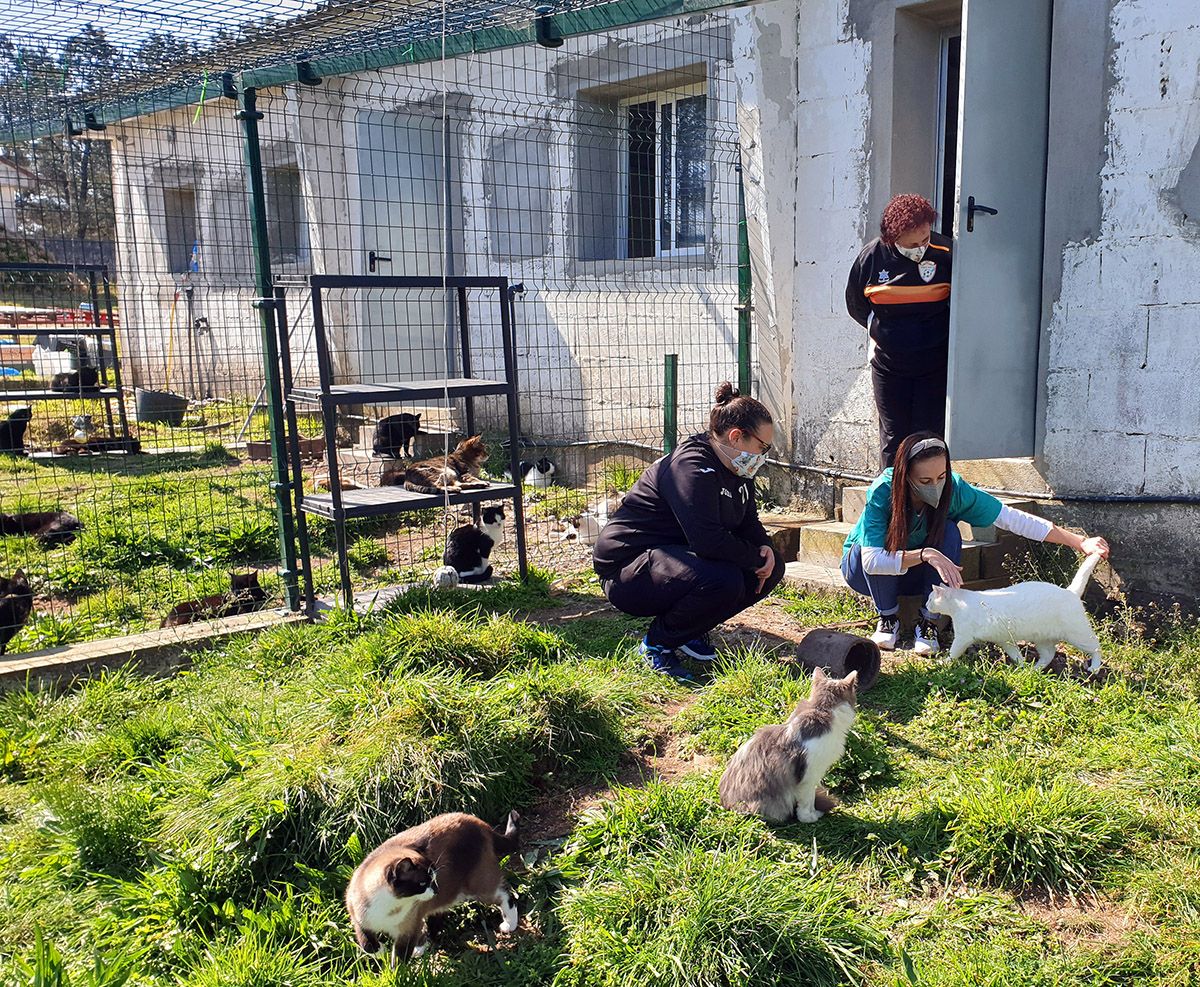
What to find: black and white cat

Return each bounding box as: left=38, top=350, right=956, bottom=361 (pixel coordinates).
left=505, top=457, right=556, bottom=489
left=718, top=666, right=858, bottom=823
left=50, top=367, right=101, bottom=394
left=926, top=551, right=1105, bottom=674
left=443, top=506, right=505, bottom=584
left=373, top=413, right=422, bottom=459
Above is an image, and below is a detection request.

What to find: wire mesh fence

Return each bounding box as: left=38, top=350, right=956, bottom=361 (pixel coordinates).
left=0, top=0, right=751, bottom=652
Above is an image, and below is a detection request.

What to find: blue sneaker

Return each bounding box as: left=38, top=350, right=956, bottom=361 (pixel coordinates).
left=678, top=634, right=718, bottom=662
left=639, top=638, right=694, bottom=682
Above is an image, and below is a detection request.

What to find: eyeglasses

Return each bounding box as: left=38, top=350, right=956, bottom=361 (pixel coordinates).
left=748, top=432, right=772, bottom=454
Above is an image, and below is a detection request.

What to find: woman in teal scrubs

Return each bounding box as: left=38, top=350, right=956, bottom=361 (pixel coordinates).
left=841, top=432, right=1109, bottom=655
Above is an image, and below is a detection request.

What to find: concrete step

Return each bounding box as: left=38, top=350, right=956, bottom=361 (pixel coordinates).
left=760, top=511, right=826, bottom=563
left=798, top=519, right=1010, bottom=583
left=839, top=483, right=1041, bottom=544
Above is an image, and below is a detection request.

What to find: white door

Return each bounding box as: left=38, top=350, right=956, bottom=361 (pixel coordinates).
left=356, top=109, right=454, bottom=383
left=945, top=0, right=1052, bottom=459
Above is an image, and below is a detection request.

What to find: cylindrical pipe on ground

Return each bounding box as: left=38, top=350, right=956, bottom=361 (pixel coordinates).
left=794, top=630, right=881, bottom=691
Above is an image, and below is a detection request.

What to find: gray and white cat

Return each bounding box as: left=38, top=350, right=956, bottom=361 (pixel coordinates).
left=718, top=666, right=858, bottom=823
left=926, top=551, right=1104, bottom=673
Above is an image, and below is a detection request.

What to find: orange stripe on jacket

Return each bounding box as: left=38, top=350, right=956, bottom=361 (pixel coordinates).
left=927, top=241, right=950, bottom=252
left=862, top=283, right=951, bottom=304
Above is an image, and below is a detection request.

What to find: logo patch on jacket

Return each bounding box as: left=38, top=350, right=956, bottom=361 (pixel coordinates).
left=918, top=259, right=937, bottom=283
left=877, top=270, right=890, bottom=282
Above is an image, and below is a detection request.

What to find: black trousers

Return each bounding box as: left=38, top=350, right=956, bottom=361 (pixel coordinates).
left=871, top=362, right=948, bottom=469
left=601, top=545, right=786, bottom=649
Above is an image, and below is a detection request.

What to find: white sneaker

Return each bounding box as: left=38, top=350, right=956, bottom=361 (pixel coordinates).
left=871, top=615, right=900, bottom=651
left=913, top=619, right=941, bottom=657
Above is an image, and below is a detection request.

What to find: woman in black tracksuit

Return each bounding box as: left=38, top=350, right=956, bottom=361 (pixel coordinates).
left=593, top=383, right=785, bottom=681
left=846, top=193, right=952, bottom=469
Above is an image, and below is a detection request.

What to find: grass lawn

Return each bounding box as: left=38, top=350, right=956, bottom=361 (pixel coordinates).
left=1, top=576, right=1199, bottom=986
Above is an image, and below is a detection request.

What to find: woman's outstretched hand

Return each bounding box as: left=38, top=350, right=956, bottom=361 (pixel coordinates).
left=923, top=548, right=963, bottom=589
left=1081, top=535, right=1110, bottom=559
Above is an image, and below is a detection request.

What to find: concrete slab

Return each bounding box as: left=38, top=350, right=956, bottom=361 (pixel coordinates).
left=0, top=608, right=306, bottom=693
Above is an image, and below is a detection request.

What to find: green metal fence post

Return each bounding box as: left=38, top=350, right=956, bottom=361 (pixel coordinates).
left=237, top=85, right=301, bottom=611
left=735, top=160, right=753, bottom=396
left=663, top=353, right=678, bottom=455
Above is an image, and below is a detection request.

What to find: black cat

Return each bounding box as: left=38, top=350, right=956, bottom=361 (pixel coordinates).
left=0, top=570, right=33, bottom=655
left=160, top=572, right=267, bottom=627
left=443, top=506, right=505, bottom=584
left=372, top=413, right=422, bottom=458
left=0, top=511, right=83, bottom=547
left=50, top=367, right=102, bottom=394
left=0, top=406, right=33, bottom=455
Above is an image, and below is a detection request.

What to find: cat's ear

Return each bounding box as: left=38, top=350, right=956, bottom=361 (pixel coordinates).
left=13, top=568, right=24, bottom=580
left=811, top=666, right=827, bottom=683
left=842, top=669, right=859, bottom=687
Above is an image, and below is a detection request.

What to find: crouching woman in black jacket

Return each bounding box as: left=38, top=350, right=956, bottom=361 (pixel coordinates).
left=593, top=383, right=785, bottom=681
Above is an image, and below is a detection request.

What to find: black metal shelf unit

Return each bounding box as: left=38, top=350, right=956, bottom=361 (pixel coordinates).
left=0, top=263, right=131, bottom=441
left=280, top=273, right=528, bottom=608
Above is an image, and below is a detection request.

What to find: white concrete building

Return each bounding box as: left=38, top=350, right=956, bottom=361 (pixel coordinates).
left=0, top=159, right=34, bottom=233
left=98, top=0, right=1200, bottom=596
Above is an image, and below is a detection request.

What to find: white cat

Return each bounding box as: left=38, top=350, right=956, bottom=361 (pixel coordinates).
left=925, top=552, right=1104, bottom=673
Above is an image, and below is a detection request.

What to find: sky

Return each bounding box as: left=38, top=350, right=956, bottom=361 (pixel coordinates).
left=0, top=0, right=325, bottom=49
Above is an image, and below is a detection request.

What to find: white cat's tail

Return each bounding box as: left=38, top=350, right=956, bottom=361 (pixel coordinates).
left=1067, top=551, right=1102, bottom=598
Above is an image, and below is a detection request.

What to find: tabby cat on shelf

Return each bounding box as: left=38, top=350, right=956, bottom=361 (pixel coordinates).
left=381, top=436, right=490, bottom=494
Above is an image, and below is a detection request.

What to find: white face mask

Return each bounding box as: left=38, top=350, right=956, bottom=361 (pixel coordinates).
left=896, top=242, right=928, bottom=263
left=717, top=441, right=769, bottom=479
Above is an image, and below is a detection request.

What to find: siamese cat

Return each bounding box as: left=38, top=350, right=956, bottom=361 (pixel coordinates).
left=346, top=811, right=520, bottom=960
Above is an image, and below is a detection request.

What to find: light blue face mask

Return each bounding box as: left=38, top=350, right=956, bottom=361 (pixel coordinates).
left=909, top=479, right=945, bottom=508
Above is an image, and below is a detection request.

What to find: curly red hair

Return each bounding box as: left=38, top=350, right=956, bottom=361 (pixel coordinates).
left=879, top=194, right=938, bottom=245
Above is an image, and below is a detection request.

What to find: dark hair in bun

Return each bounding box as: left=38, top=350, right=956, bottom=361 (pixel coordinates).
left=709, top=381, right=773, bottom=437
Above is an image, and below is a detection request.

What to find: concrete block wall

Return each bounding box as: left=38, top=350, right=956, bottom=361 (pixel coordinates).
left=1042, top=0, right=1200, bottom=497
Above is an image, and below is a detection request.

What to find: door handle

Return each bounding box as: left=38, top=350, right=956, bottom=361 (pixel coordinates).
left=966, top=196, right=998, bottom=233
left=368, top=250, right=392, bottom=273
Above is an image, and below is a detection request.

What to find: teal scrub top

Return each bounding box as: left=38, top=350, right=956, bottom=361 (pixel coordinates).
left=843, top=469, right=1003, bottom=554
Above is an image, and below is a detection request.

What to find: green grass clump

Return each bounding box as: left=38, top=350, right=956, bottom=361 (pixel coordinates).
left=557, top=846, right=883, bottom=987
left=561, top=777, right=774, bottom=875
left=775, top=586, right=876, bottom=626
left=673, top=650, right=808, bottom=757
left=939, top=765, right=1136, bottom=893
left=352, top=606, right=567, bottom=677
